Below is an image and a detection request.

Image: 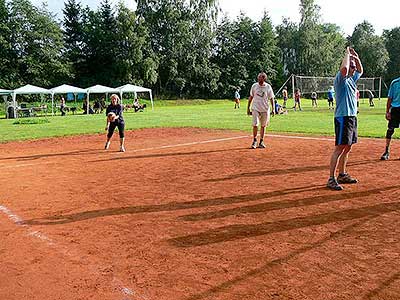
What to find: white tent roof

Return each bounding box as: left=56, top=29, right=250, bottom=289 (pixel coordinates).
left=13, top=84, right=51, bottom=95
left=51, top=84, right=87, bottom=94
left=0, top=88, right=12, bottom=95
left=86, top=84, right=119, bottom=94
left=117, top=84, right=152, bottom=93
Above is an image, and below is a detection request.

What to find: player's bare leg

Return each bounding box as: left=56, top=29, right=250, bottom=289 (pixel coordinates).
left=251, top=126, right=258, bottom=149
left=381, top=128, right=394, bottom=160
left=258, top=126, right=266, bottom=148
left=120, top=138, right=125, bottom=152
left=327, top=145, right=346, bottom=190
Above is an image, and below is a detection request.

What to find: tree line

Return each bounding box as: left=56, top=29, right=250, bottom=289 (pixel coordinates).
left=0, top=0, right=399, bottom=98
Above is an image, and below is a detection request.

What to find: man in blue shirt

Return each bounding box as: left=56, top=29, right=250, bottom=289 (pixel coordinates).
left=327, top=47, right=363, bottom=190
left=380, top=77, right=400, bottom=160
left=327, top=86, right=335, bottom=109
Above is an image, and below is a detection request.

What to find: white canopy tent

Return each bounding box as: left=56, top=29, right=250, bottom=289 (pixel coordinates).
left=86, top=84, right=119, bottom=114
left=51, top=84, right=88, bottom=115
left=117, top=84, right=154, bottom=110
left=0, top=88, right=12, bottom=95
left=11, top=84, right=52, bottom=118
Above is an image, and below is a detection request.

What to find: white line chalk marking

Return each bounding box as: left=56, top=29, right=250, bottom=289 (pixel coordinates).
left=110, top=133, right=334, bottom=156
left=270, top=134, right=334, bottom=142
left=0, top=205, right=136, bottom=300
left=0, top=205, right=26, bottom=225
left=112, top=134, right=251, bottom=154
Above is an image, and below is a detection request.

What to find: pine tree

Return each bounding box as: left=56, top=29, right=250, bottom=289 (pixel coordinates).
left=63, top=0, right=84, bottom=84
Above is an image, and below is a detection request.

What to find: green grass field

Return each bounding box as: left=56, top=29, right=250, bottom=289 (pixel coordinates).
left=0, top=98, right=392, bottom=143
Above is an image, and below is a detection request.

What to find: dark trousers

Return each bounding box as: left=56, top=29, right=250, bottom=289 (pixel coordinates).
left=107, top=121, right=125, bottom=139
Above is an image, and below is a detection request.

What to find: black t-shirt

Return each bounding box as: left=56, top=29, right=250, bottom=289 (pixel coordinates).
left=106, top=104, right=124, bottom=123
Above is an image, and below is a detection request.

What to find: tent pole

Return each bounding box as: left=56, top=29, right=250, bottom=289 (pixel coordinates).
left=51, top=93, right=54, bottom=116
left=87, top=93, right=89, bottom=114
left=150, top=91, right=154, bottom=110
left=13, top=92, right=17, bottom=119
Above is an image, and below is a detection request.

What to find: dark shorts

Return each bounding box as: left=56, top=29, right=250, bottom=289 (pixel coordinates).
left=108, top=121, right=125, bottom=139
left=328, top=98, right=334, bottom=102
left=388, top=107, right=400, bottom=128
left=335, top=116, right=358, bottom=146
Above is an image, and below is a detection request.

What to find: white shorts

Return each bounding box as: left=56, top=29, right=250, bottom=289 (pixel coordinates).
left=252, top=110, right=270, bottom=127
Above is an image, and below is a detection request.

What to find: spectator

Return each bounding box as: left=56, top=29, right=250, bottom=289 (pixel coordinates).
left=282, top=86, right=288, bottom=108
left=366, top=89, right=375, bottom=107
left=327, top=86, right=335, bottom=110
left=234, top=88, right=240, bottom=109
left=133, top=98, right=146, bottom=112
left=60, top=96, right=66, bottom=116
left=311, top=92, right=318, bottom=108
left=293, top=88, right=302, bottom=111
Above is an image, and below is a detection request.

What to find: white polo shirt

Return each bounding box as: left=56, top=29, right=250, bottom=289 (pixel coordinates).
left=250, top=82, right=274, bottom=112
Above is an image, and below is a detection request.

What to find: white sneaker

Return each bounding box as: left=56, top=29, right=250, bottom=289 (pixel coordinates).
left=104, top=142, right=110, bottom=150
left=120, top=146, right=126, bottom=152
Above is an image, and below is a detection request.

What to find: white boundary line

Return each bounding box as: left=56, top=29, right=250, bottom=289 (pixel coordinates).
left=269, top=134, right=334, bottom=142
left=120, top=134, right=251, bottom=154
left=0, top=205, right=138, bottom=300
left=112, top=133, right=334, bottom=155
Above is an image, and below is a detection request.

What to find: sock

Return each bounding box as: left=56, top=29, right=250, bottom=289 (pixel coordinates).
left=385, top=146, right=390, bottom=152
left=339, top=173, right=346, bottom=177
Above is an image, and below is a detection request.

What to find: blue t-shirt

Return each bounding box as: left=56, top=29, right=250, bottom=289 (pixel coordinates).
left=334, top=71, right=361, bottom=117
left=327, top=89, right=335, bottom=100
left=274, top=102, right=280, bottom=114
left=388, top=77, right=400, bottom=107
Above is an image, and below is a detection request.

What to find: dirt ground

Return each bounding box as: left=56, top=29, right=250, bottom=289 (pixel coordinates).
left=0, top=128, right=399, bottom=300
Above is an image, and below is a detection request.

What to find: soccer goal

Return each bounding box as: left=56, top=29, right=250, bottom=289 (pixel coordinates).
left=277, top=74, right=382, bottom=101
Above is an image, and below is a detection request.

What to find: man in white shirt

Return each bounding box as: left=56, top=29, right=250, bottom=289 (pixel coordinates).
left=247, top=72, right=275, bottom=149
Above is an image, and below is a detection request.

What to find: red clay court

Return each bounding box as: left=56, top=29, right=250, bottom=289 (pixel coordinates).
left=1, top=128, right=399, bottom=300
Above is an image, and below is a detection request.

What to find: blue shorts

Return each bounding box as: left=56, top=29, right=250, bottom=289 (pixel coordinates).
left=334, top=116, right=357, bottom=145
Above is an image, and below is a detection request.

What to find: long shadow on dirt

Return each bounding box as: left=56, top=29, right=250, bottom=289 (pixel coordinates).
left=184, top=215, right=380, bottom=300
left=170, top=187, right=400, bottom=248
left=205, top=159, right=382, bottom=182
left=179, top=186, right=394, bottom=221
left=24, top=185, right=324, bottom=225
left=0, top=149, right=103, bottom=161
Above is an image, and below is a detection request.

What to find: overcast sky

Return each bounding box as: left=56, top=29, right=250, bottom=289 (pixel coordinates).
left=30, top=0, right=396, bottom=36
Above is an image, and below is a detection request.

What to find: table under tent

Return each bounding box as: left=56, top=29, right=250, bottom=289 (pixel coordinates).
left=10, top=85, right=52, bottom=118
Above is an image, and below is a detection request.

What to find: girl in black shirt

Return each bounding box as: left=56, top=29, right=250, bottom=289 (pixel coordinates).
left=105, top=94, right=126, bottom=152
